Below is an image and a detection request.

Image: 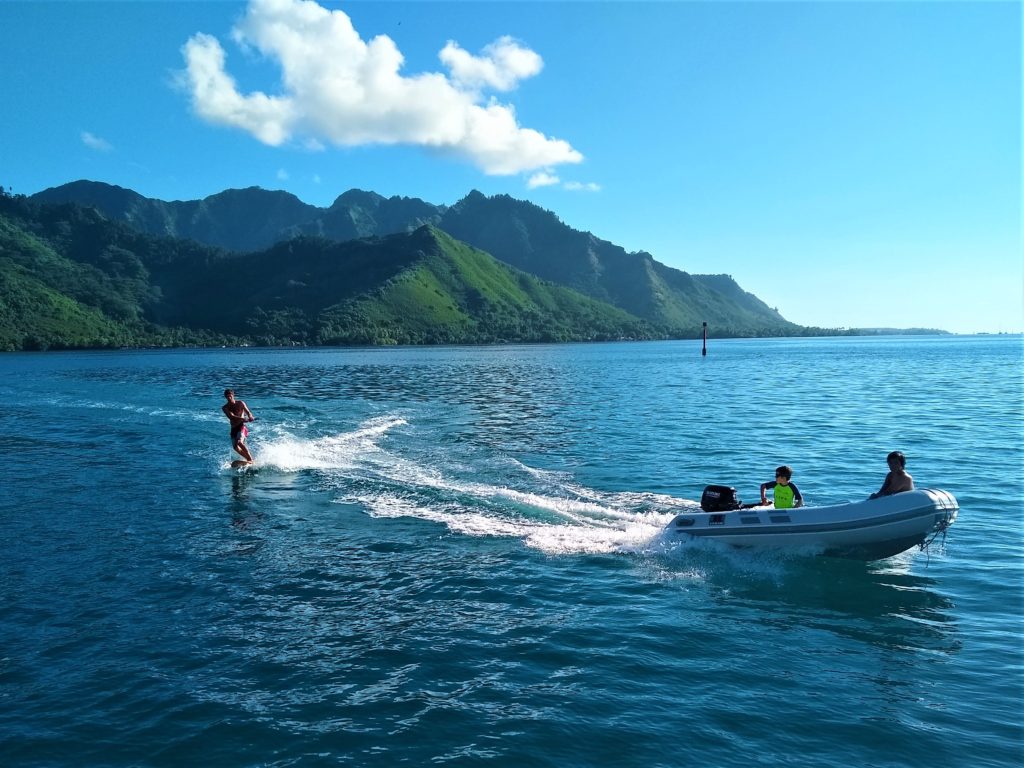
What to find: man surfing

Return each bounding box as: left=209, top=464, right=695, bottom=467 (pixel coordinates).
left=222, top=388, right=256, bottom=465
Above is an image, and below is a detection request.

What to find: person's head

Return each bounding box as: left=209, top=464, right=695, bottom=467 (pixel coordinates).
left=887, top=451, right=906, bottom=470
left=224, top=388, right=235, bottom=401
left=775, top=465, right=793, bottom=484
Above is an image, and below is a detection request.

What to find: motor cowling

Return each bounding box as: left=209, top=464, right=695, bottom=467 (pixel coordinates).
left=701, top=485, right=742, bottom=512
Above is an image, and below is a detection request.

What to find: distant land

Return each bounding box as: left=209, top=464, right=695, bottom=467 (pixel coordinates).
left=0, top=182, right=948, bottom=351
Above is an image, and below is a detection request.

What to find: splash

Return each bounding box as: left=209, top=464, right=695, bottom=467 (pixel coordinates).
left=214, top=414, right=821, bottom=571
left=317, top=427, right=688, bottom=555
left=219, top=413, right=708, bottom=557
left=222, top=416, right=407, bottom=472
left=356, top=491, right=674, bottom=556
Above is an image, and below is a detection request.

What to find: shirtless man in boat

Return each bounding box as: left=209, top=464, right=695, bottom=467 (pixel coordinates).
left=869, top=451, right=914, bottom=498
left=222, top=389, right=256, bottom=464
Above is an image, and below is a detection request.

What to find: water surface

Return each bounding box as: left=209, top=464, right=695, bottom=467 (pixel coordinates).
left=1, top=337, right=1021, bottom=766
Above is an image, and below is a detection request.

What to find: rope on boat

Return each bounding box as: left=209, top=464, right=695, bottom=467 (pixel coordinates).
left=918, top=516, right=953, bottom=566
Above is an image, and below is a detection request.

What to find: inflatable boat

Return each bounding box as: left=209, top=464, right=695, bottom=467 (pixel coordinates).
left=666, top=487, right=959, bottom=560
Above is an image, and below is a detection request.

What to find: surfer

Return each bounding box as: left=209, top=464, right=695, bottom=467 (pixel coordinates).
left=760, top=465, right=804, bottom=508
left=222, top=389, right=256, bottom=464
left=869, top=451, right=914, bottom=498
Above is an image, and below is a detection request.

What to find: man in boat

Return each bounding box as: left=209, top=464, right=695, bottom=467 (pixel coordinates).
left=869, top=451, right=914, bottom=498
left=760, top=465, right=804, bottom=508
left=222, top=388, right=256, bottom=464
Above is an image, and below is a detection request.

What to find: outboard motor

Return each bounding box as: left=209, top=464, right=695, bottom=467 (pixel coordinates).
left=701, top=485, right=742, bottom=512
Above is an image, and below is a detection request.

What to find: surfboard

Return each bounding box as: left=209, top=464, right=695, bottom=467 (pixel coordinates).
left=230, top=460, right=256, bottom=469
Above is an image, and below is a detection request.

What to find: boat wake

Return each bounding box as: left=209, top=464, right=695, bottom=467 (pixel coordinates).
left=228, top=415, right=410, bottom=472
left=230, top=414, right=699, bottom=555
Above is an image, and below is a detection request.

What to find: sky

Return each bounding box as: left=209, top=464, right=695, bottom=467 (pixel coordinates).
left=0, top=0, right=1020, bottom=334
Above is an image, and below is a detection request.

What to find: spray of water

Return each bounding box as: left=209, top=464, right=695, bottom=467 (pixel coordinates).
left=224, top=414, right=699, bottom=555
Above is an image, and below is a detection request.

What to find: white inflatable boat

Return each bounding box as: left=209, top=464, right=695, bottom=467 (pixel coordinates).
left=666, top=488, right=959, bottom=560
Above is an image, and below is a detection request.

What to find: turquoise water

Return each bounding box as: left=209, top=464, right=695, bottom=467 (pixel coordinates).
left=1, top=336, right=1021, bottom=767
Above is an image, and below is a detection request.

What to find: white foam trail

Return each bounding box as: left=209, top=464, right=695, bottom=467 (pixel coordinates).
left=345, top=446, right=675, bottom=528
left=235, top=414, right=691, bottom=556
left=556, top=481, right=699, bottom=512
left=239, top=416, right=408, bottom=472
left=337, top=445, right=683, bottom=554
left=358, top=493, right=671, bottom=555
left=346, top=417, right=409, bottom=441
left=524, top=518, right=671, bottom=555
left=359, top=460, right=666, bottom=529
left=505, top=456, right=574, bottom=483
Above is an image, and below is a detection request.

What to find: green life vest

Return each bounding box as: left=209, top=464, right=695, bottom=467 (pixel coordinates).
left=774, top=483, right=796, bottom=509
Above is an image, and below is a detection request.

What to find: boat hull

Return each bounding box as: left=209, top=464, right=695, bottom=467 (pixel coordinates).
left=666, top=488, right=958, bottom=561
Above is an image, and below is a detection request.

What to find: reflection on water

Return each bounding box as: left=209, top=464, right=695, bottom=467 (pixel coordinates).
left=680, top=550, right=960, bottom=658
left=225, top=472, right=266, bottom=559
left=229, top=472, right=259, bottom=526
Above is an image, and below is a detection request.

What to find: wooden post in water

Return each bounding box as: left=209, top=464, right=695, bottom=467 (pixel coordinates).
left=702, top=321, right=707, bottom=356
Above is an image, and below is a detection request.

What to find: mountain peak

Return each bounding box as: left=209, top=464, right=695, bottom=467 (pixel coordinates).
left=41, top=179, right=134, bottom=196
left=331, top=188, right=386, bottom=209
left=458, top=189, right=488, bottom=204
left=33, top=179, right=148, bottom=217
left=200, top=186, right=307, bottom=206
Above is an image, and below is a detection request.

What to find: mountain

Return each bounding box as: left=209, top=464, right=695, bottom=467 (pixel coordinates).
left=30, top=181, right=444, bottom=251
left=140, top=222, right=654, bottom=345
left=311, top=189, right=444, bottom=242
left=31, top=181, right=446, bottom=247
left=32, top=180, right=322, bottom=252
left=436, top=191, right=788, bottom=332
left=32, top=181, right=795, bottom=335
left=0, top=192, right=654, bottom=350
left=0, top=194, right=241, bottom=350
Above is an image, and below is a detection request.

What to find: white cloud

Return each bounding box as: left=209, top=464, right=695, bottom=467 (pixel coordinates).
left=81, top=131, right=113, bottom=152
left=564, top=181, right=602, bottom=192
left=312, top=173, right=321, bottom=184
left=440, top=36, right=542, bottom=92
left=180, top=0, right=581, bottom=176
left=277, top=168, right=289, bottom=180
left=528, top=170, right=560, bottom=189
left=182, top=32, right=294, bottom=146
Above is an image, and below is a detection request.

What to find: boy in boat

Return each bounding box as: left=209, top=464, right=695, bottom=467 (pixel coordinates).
left=869, top=451, right=914, bottom=498
left=760, top=465, right=804, bottom=508
left=222, top=388, right=256, bottom=464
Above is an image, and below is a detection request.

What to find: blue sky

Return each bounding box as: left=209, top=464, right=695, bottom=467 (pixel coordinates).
left=1, top=0, right=1020, bottom=333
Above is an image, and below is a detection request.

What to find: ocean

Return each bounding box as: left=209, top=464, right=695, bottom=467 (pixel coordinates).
left=1, top=336, right=1021, bottom=767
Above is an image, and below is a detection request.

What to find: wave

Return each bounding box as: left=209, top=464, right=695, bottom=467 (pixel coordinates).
left=360, top=491, right=673, bottom=554
left=216, top=415, right=848, bottom=565
left=221, top=413, right=695, bottom=555
left=220, top=415, right=408, bottom=472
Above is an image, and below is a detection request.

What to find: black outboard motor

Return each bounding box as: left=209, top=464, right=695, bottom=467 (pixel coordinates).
left=701, top=485, right=742, bottom=512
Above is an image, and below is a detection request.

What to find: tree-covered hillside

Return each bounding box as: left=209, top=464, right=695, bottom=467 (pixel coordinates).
left=0, top=192, right=657, bottom=350
left=32, top=181, right=798, bottom=336
left=313, top=228, right=653, bottom=345
left=0, top=194, right=240, bottom=350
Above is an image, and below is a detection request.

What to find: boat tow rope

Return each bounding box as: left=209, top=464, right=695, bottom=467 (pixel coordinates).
left=919, top=517, right=953, bottom=566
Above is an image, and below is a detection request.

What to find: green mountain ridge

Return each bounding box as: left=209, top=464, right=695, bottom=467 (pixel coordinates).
left=31, top=180, right=795, bottom=335
left=0, top=192, right=656, bottom=349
